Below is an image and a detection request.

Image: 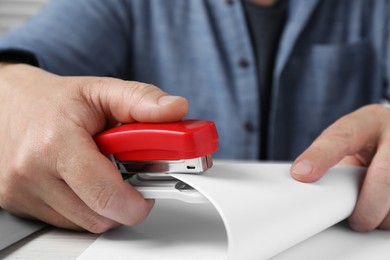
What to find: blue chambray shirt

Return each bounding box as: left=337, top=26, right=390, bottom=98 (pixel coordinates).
left=0, top=0, right=389, bottom=160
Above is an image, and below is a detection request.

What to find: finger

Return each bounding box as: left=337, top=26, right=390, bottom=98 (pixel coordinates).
left=378, top=213, right=390, bottom=230
left=1, top=189, right=82, bottom=231
left=348, top=141, right=390, bottom=231
left=57, top=133, right=154, bottom=227
left=78, top=78, right=188, bottom=127
left=1, top=169, right=119, bottom=232
left=290, top=105, right=381, bottom=182
left=12, top=205, right=83, bottom=231
left=40, top=178, right=121, bottom=233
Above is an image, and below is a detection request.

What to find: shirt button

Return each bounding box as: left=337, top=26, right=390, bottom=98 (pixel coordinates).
left=243, top=121, right=255, bottom=132
left=225, top=0, right=234, bottom=5
left=239, top=58, right=250, bottom=68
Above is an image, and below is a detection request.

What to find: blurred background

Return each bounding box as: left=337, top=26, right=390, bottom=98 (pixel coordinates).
left=0, top=0, right=48, bottom=36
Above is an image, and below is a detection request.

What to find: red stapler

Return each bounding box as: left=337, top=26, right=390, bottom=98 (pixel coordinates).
left=95, top=120, right=219, bottom=203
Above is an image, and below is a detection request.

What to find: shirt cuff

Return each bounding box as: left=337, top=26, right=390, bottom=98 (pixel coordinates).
left=0, top=49, right=39, bottom=66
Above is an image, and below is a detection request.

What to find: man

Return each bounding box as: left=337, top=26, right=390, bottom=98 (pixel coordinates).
left=0, top=0, right=389, bottom=233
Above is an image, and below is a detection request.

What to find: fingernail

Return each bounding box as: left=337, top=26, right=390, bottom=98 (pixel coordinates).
left=292, top=160, right=313, bottom=175
left=158, top=95, right=182, bottom=106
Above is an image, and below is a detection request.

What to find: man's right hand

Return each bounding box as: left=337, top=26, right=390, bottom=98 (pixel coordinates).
left=0, top=63, right=188, bottom=233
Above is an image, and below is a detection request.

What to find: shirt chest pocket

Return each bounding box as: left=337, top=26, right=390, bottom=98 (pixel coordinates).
left=304, top=40, right=377, bottom=107
left=280, top=40, right=381, bottom=144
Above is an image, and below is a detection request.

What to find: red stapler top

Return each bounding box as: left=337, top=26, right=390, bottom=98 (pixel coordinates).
left=95, top=119, right=218, bottom=161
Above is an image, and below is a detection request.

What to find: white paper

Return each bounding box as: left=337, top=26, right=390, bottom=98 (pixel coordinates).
left=273, top=220, right=390, bottom=260
left=77, top=200, right=227, bottom=260
left=78, top=161, right=367, bottom=260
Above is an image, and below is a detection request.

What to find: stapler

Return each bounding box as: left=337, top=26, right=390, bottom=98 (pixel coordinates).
left=95, top=120, right=219, bottom=203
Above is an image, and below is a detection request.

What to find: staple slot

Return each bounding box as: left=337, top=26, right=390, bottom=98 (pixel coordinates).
left=187, top=166, right=196, bottom=170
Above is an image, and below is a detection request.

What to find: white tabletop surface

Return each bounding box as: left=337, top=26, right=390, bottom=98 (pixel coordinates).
left=0, top=227, right=98, bottom=260
left=1, top=223, right=389, bottom=260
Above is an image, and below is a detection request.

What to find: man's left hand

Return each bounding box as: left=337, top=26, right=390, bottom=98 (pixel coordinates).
left=291, top=104, right=390, bottom=232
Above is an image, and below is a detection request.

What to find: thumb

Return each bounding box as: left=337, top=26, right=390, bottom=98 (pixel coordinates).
left=290, top=106, right=381, bottom=183
left=79, top=77, right=188, bottom=127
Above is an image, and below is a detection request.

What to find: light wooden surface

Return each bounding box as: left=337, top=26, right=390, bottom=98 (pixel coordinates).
left=0, top=227, right=98, bottom=260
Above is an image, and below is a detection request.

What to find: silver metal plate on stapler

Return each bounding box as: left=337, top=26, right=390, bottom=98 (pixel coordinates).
left=127, top=174, right=208, bottom=203
left=116, top=155, right=213, bottom=175
left=112, top=155, right=212, bottom=204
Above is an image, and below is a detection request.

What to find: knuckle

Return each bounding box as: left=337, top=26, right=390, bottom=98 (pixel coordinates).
left=90, top=186, right=117, bottom=214
left=319, top=124, right=352, bottom=154
left=127, top=83, right=159, bottom=102
left=0, top=155, right=37, bottom=209
left=322, top=123, right=353, bottom=141
left=129, top=81, right=158, bottom=92
left=125, top=83, right=162, bottom=119
left=366, top=103, right=389, bottom=119
left=361, top=104, right=390, bottom=128
left=77, top=77, right=110, bottom=91
left=363, top=103, right=384, bottom=114
left=0, top=170, right=26, bottom=210
left=371, top=164, right=390, bottom=186
left=0, top=152, right=31, bottom=208
left=75, top=77, right=106, bottom=105
left=0, top=187, right=17, bottom=209
left=5, top=158, right=30, bottom=187
left=15, top=126, right=58, bottom=165
left=75, top=77, right=114, bottom=106
left=307, top=143, right=333, bottom=161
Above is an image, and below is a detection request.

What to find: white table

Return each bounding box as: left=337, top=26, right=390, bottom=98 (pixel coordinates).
left=1, top=221, right=389, bottom=260
left=0, top=227, right=98, bottom=260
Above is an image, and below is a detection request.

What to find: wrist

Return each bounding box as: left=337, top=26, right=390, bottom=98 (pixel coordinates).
left=0, top=62, right=21, bottom=74
left=0, top=62, right=13, bottom=69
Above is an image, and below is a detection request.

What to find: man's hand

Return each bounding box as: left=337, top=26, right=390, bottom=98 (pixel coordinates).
left=0, top=63, right=188, bottom=233
left=291, top=104, right=390, bottom=232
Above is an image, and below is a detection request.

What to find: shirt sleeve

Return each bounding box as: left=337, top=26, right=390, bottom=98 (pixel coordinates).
left=0, top=0, right=133, bottom=77
left=384, top=2, right=390, bottom=100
